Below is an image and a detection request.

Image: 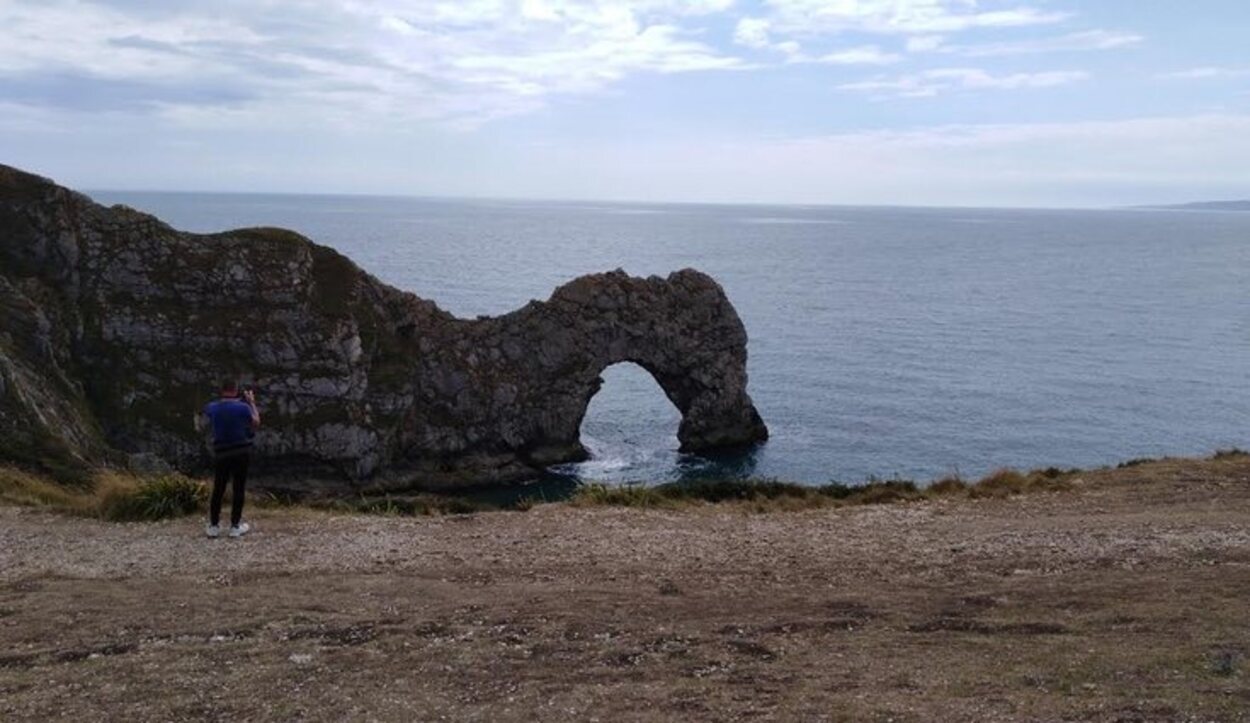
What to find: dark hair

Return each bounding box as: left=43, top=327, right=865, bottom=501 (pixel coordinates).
left=220, top=379, right=239, bottom=393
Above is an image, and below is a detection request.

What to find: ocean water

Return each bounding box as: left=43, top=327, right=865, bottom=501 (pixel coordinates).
left=91, top=191, right=1250, bottom=485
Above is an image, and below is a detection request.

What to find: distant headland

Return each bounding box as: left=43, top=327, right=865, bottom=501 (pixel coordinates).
left=1136, top=200, right=1250, bottom=211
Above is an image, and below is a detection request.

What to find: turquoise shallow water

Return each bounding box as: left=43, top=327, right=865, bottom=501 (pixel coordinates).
left=92, top=191, right=1250, bottom=485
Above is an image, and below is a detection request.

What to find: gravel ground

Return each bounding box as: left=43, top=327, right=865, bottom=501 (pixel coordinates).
left=1, top=456, right=1248, bottom=721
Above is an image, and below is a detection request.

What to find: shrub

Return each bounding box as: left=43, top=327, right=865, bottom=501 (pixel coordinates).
left=570, top=478, right=932, bottom=510
left=440, top=497, right=485, bottom=515
left=850, top=480, right=922, bottom=504
left=1213, top=448, right=1248, bottom=460
left=1210, top=649, right=1243, bottom=677
left=670, top=479, right=812, bottom=503
left=326, top=492, right=494, bottom=517
left=928, top=476, right=967, bottom=495
left=355, top=497, right=406, bottom=516
left=96, top=473, right=206, bottom=522
left=969, top=468, right=1029, bottom=498
left=570, top=483, right=669, bottom=508
left=817, top=482, right=856, bottom=499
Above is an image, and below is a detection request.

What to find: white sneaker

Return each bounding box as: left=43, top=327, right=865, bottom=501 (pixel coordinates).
left=206, top=524, right=220, bottom=539
left=228, top=522, right=251, bottom=538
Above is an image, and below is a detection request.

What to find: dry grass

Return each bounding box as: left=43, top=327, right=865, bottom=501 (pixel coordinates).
left=569, top=465, right=1080, bottom=511
left=311, top=493, right=495, bottom=517
left=0, top=466, right=206, bottom=521
left=3, top=448, right=1245, bottom=522
left=0, top=466, right=84, bottom=509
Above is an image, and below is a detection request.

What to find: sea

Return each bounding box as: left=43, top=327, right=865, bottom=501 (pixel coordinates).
left=90, top=191, right=1250, bottom=487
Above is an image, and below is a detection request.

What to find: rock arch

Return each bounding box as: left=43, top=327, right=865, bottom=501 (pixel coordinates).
left=0, top=164, right=768, bottom=490
left=450, top=269, right=769, bottom=470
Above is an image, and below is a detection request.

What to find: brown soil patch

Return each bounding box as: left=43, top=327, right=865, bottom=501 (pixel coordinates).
left=1, top=457, right=1248, bottom=721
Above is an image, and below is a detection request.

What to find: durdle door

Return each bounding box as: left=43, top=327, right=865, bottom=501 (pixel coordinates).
left=0, top=164, right=768, bottom=491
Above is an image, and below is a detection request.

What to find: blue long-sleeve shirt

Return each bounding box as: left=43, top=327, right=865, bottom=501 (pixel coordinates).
left=203, top=398, right=256, bottom=455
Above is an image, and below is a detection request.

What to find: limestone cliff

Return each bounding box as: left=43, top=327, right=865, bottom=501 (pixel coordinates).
left=0, top=164, right=767, bottom=490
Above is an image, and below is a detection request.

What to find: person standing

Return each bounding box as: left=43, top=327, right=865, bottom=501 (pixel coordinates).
left=201, top=380, right=260, bottom=538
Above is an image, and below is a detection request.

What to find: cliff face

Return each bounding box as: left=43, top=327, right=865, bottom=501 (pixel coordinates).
left=0, top=164, right=768, bottom=490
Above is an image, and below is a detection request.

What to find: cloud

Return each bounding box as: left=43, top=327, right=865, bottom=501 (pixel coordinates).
left=0, top=0, right=1148, bottom=132
left=733, top=16, right=773, bottom=49
left=816, top=46, right=903, bottom=65
left=733, top=16, right=812, bottom=61
left=754, top=0, right=1067, bottom=36
left=0, top=0, right=746, bottom=127
left=733, top=2, right=1116, bottom=72
left=529, top=113, right=1250, bottom=206
left=941, top=29, right=1144, bottom=57
left=906, top=35, right=946, bottom=52
left=0, top=71, right=256, bottom=113
left=1158, top=67, right=1250, bottom=80
left=734, top=17, right=901, bottom=65
left=840, top=67, right=1088, bottom=98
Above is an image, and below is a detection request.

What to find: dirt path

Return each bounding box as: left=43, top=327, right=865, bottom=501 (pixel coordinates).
left=2, top=458, right=1249, bottom=721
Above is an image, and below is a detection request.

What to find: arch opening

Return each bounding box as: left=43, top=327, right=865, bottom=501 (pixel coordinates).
left=560, top=362, right=684, bottom=484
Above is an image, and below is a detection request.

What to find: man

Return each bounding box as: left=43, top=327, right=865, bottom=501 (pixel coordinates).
left=201, top=380, right=260, bottom=539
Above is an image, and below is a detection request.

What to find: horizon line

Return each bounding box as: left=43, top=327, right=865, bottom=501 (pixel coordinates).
left=81, top=185, right=1249, bottom=214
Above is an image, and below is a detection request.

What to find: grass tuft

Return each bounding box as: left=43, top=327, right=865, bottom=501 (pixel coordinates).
left=929, top=476, right=968, bottom=495
left=567, top=465, right=1086, bottom=512
left=569, top=483, right=671, bottom=509
left=0, top=466, right=205, bottom=521
left=968, top=468, right=1074, bottom=499
left=94, top=472, right=206, bottom=521
left=969, top=468, right=1030, bottom=498
left=318, top=493, right=497, bottom=517
left=1209, top=648, right=1243, bottom=677
left=853, top=480, right=922, bottom=504
left=570, top=478, right=926, bottom=510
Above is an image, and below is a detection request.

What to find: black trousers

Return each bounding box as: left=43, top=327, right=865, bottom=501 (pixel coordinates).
left=210, top=453, right=250, bottom=527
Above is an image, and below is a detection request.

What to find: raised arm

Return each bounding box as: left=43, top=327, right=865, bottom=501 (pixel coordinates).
left=244, top=389, right=261, bottom=428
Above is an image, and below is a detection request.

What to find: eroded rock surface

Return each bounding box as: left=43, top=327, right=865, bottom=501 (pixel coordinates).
left=0, top=164, right=767, bottom=489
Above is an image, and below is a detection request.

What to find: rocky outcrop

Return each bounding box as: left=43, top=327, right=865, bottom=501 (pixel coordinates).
left=0, top=164, right=767, bottom=490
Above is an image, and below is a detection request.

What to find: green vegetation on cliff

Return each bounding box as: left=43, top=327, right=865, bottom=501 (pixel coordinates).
left=4, top=450, right=1244, bottom=521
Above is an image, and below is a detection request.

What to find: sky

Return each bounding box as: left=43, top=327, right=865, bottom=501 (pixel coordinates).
left=1, top=0, right=1248, bottom=207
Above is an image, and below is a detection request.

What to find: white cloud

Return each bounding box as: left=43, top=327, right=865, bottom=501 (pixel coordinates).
left=945, top=29, right=1143, bottom=57
left=755, top=0, right=1067, bottom=36
left=840, top=67, right=1088, bottom=98
left=733, top=15, right=812, bottom=61
left=526, top=114, right=1250, bottom=206
left=906, top=35, right=946, bottom=52
left=733, top=16, right=773, bottom=49
left=0, top=0, right=746, bottom=127
left=0, top=0, right=1149, bottom=132
left=1159, top=67, right=1250, bottom=80
left=735, top=2, right=1096, bottom=64
left=816, top=45, right=902, bottom=65
left=734, top=2, right=1126, bottom=73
